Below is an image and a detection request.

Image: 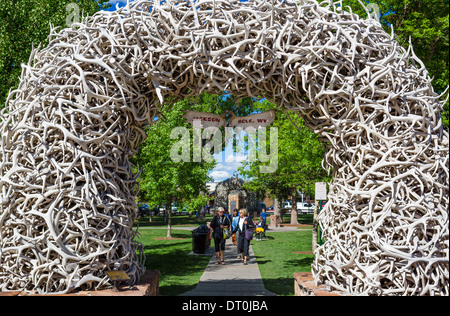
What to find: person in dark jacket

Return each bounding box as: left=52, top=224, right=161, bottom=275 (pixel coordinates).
left=210, top=207, right=230, bottom=265
left=232, top=208, right=255, bottom=265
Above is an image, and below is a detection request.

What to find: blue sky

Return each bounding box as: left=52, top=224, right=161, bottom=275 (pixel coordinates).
left=103, top=0, right=243, bottom=183
left=105, top=0, right=129, bottom=11
left=210, top=143, right=249, bottom=183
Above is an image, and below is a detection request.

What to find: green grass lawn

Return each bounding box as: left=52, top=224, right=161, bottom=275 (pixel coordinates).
left=266, top=213, right=314, bottom=227
left=137, top=228, right=211, bottom=296
left=251, top=229, right=314, bottom=296
left=136, top=214, right=213, bottom=227
left=137, top=213, right=313, bottom=228
left=135, top=214, right=314, bottom=296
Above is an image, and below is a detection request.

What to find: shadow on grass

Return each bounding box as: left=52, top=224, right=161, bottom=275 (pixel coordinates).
left=144, top=248, right=211, bottom=295
left=261, top=277, right=296, bottom=296
left=298, top=214, right=314, bottom=225
left=136, top=215, right=213, bottom=227
left=254, top=256, right=314, bottom=296
left=252, top=256, right=272, bottom=265
left=283, top=257, right=315, bottom=268
left=140, top=230, right=211, bottom=296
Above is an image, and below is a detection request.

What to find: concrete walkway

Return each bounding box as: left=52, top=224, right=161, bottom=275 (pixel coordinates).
left=180, top=240, right=277, bottom=296
left=139, top=224, right=311, bottom=232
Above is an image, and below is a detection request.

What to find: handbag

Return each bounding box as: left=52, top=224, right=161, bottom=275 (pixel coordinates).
left=219, top=215, right=230, bottom=239
left=245, top=228, right=253, bottom=241
left=223, top=228, right=231, bottom=239
left=244, top=217, right=254, bottom=241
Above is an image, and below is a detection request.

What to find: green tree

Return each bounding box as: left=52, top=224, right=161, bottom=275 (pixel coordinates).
left=0, top=0, right=111, bottom=109
left=319, top=0, right=449, bottom=128
left=239, top=101, right=331, bottom=225
left=133, top=100, right=217, bottom=238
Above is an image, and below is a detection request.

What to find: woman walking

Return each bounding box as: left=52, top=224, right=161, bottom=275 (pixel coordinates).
left=210, top=207, right=230, bottom=265
left=233, top=208, right=255, bottom=265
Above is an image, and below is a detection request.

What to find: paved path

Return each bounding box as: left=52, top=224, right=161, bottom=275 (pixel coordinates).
left=139, top=225, right=310, bottom=232
left=181, top=240, right=277, bottom=296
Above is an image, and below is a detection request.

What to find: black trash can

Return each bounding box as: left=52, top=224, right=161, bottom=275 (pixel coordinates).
left=192, top=225, right=210, bottom=254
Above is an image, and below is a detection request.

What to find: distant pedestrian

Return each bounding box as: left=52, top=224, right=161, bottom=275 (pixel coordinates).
left=231, top=209, right=239, bottom=246
left=224, top=209, right=231, bottom=222
left=260, top=208, right=267, bottom=222
left=210, top=207, right=230, bottom=265
left=233, top=208, right=255, bottom=265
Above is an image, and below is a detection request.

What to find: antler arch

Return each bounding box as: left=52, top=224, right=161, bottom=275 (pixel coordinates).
left=0, top=0, right=448, bottom=295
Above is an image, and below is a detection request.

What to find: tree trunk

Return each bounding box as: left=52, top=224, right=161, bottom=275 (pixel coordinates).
left=290, top=188, right=299, bottom=225
left=274, top=197, right=281, bottom=216
left=312, top=201, right=319, bottom=251
left=198, top=205, right=206, bottom=221
left=166, top=201, right=173, bottom=239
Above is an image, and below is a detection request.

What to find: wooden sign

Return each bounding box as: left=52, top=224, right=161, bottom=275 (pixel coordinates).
left=182, top=110, right=276, bottom=129
left=182, top=111, right=226, bottom=128
left=229, top=110, right=276, bottom=129
left=106, top=270, right=130, bottom=282
left=315, top=182, right=327, bottom=201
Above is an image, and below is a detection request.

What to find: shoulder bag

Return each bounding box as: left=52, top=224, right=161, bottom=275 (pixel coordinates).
left=244, top=217, right=254, bottom=241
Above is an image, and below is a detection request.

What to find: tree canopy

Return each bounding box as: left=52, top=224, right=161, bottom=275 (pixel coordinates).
left=238, top=100, right=331, bottom=224
left=0, top=0, right=111, bottom=109
left=132, top=101, right=216, bottom=208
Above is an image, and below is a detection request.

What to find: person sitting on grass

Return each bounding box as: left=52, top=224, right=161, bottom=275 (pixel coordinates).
left=255, top=217, right=266, bottom=241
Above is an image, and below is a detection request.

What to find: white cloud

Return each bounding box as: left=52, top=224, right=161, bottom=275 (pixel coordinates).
left=225, top=153, right=247, bottom=163
left=209, top=151, right=247, bottom=182
left=215, top=163, right=235, bottom=171
left=209, top=171, right=230, bottom=182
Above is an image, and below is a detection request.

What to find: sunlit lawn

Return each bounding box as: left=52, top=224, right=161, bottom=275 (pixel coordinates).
left=251, top=229, right=314, bottom=296
left=136, top=214, right=314, bottom=296
left=137, top=228, right=211, bottom=296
